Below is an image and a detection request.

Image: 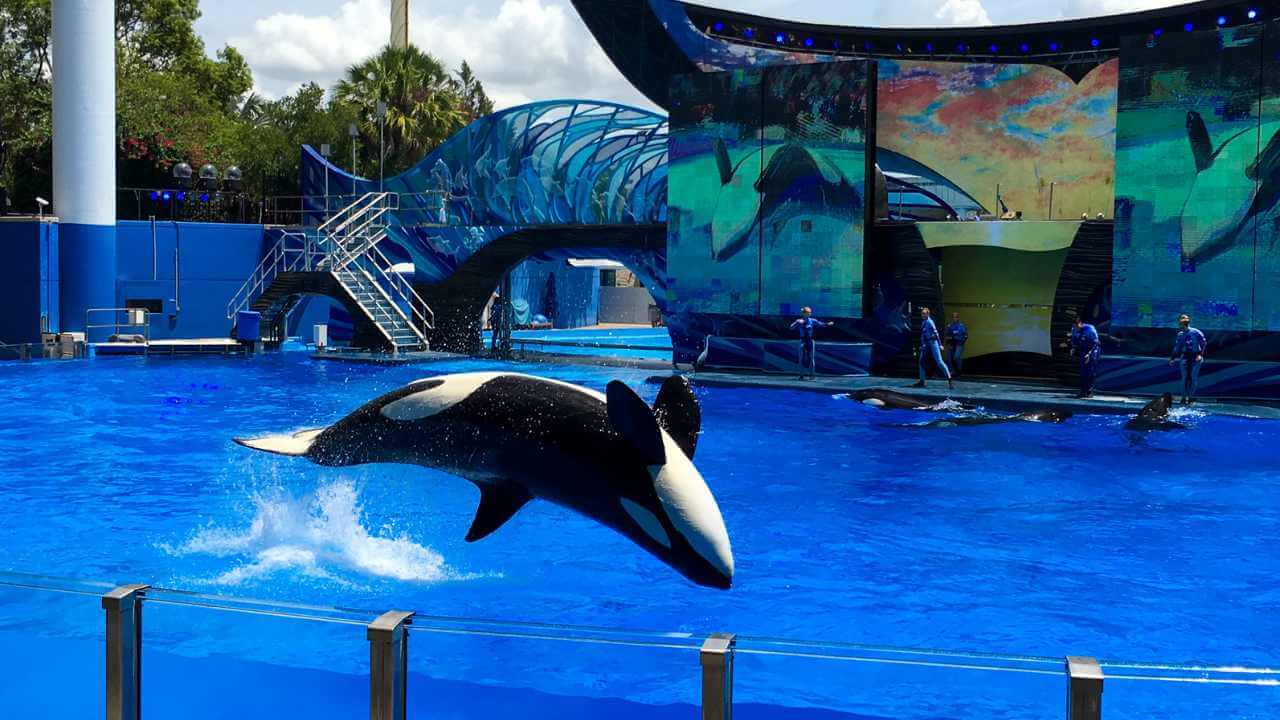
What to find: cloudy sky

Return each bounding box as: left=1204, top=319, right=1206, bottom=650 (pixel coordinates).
left=194, top=0, right=1191, bottom=110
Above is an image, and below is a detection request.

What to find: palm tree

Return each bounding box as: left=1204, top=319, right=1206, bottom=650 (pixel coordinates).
left=333, top=44, right=465, bottom=176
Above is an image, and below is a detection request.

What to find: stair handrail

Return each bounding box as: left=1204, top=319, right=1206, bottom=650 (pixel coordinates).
left=225, top=230, right=310, bottom=319
left=340, top=244, right=433, bottom=348
left=360, top=240, right=435, bottom=333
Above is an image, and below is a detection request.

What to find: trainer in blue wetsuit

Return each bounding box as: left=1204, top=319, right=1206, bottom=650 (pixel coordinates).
left=1070, top=317, right=1101, bottom=398
left=912, top=307, right=953, bottom=389
left=945, top=313, right=968, bottom=376
left=1168, top=313, right=1206, bottom=404
left=790, top=306, right=833, bottom=380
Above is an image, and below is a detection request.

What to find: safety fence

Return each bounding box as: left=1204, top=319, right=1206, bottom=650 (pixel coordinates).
left=0, top=571, right=1276, bottom=720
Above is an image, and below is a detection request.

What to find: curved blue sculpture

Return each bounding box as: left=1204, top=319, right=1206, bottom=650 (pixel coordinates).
left=302, top=100, right=669, bottom=304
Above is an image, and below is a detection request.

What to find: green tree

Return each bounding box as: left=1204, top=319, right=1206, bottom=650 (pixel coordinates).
left=333, top=44, right=466, bottom=176
left=456, top=61, right=494, bottom=122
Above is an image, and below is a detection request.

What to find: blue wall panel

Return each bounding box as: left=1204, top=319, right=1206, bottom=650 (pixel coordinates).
left=508, top=258, right=600, bottom=329
left=0, top=220, right=59, bottom=343
left=115, top=220, right=266, bottom=340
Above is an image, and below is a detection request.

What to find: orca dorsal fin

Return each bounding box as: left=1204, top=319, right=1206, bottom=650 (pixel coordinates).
left=653, top=375, right=701, bottom=460
left=713, top=138, right=733, bottom=185
left=606, top=380, right=666, bottom=465
left=466, top=483, right=533, bottom=542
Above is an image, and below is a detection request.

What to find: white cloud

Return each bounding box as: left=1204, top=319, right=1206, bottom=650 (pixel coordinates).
left=934, top=0, right=994, bottom=25
left=225, top=0, right=657, bottom=111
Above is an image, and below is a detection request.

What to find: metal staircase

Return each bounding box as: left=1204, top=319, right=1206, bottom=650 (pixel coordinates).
left=227, top=193, right=433, bottom=352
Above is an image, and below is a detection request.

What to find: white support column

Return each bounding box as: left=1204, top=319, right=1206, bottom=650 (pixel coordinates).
left=390, top=0, right=409, bottom=49
left=52, top=0, right=117, bottom=332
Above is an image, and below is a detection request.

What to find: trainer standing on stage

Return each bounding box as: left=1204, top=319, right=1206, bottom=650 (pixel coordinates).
left=790, top=307, right=833, bottom=381
left=912, top=307, right=954, bottom=390
left=945, top=312, right=968, bottom=376
left=1168, top=313, right=1206, bottom=404
left=1070, top=316, right=1101, bottom=398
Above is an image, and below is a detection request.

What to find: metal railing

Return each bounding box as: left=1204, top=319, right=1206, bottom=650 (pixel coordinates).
left=4, top=570, right=1279, bottom=720
left=84, top=308, right=153, bottom=345
left=226, top=193, right=433, bottom=351
left=224, top=231, right=319, bottom=319
left=263, top=191, right=447, bottom=227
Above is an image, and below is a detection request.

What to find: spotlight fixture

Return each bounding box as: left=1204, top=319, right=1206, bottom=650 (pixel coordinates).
left=200, top=193, right=209, bottom=202
left=1184, top=22, right=1194, bottom=31
left=1091, top=38, right=1100, bottom=47
left=956, top=42, right=967, bottom=52
left=989, top=43, right=998, bottom=53
left=1247, top=9, right=1258, bottom=19
left=1217, top=15, right=1227, bottom=25
left=177, top=191, right=186, bottom=201
left=744, top=28, right=754, bottom=39
left=149, top=191, right=159, bottom=201
left=804, top=37, right=814, bottom=47
left=774, top=32, right=785, bottom=43
left=1154, top=28, right=1163, bottom=36
left=713, top=21, right=724, bottom=31
left=925, top=42, right=934, bottom=52
left=1020, top=42, right=1030, bottom=52
left=161, top=191, right=171, bottom=201
left=1049, top=41, right=1059, bottom=51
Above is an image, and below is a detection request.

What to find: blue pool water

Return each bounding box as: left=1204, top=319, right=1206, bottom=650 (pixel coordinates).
left=0, top=352, right=1277, bottom=717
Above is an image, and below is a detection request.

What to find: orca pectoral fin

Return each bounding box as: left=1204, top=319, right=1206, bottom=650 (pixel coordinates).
left=233, top=428, right=325, bottom=457
left=466, top=483, right=534, bottom=542
left=653, top=375, right=701, bottom=459
left=606, top=380, right=666, bottom=465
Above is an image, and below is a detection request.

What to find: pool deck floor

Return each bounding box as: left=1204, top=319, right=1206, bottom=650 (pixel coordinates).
left=303, top=345, right=1280, bottom=420
left=677, top=372, right=1280, bottom=420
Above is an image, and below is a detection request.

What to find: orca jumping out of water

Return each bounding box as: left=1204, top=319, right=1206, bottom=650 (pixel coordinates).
left=1123, top=392, right=1188, bottom=432
left=846, top=388, right=974, bottom=411
left=235, top=373, right=733, bottom=589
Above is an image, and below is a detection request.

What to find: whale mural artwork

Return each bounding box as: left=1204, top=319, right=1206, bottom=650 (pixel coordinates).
left=236, top=373, right=734, bottom=589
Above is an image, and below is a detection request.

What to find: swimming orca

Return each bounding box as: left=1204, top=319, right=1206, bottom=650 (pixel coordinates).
left=235, top=373, right=733, bottom=589
left=846, top=388, right=974, bottom=411
left=1123, top=392, right=1188, bottom=432
left=908, top=408, right=1072, bottom=428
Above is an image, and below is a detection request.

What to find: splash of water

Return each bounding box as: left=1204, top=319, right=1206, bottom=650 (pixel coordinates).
left=164, top=479, right=474, bottom=586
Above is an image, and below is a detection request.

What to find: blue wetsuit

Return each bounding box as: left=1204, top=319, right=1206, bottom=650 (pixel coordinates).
left=1071, top=323, right=1101, bottom=396
left=918, top=316, right=951, bottom=382
left=790, top=317, right=828, bottom=376
left=1171, top=326, right=1207, bottom=400
left=945, top=320, right=968, bottom=374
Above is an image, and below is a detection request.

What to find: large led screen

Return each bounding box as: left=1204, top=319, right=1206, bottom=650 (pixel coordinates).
left=667, top=61, right=867, bottom=318
left=877, top=59, right=1118, bottom=222
left=1112, top=25, right=1272, bottom=331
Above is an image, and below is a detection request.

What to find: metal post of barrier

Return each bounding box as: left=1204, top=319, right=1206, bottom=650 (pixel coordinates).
left=103, top=584, right=149, bottom=720
left=369, top=610, right=415, bottom=720
left=1066, top=656, right=1103, bottom=720
left=700, top=632, right=736, bottom=720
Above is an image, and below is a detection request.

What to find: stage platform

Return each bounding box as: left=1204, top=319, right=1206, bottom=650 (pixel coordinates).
left=669, top=372, right=1280, bottom=420
left=92, top=338, right=248, bottom=357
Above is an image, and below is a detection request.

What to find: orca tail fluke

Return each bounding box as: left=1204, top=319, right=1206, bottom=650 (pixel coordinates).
left=233, top=428, right=325, bottom=457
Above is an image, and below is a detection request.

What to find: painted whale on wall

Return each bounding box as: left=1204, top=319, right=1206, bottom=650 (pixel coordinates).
left=235, top=373, right=733, bottom=589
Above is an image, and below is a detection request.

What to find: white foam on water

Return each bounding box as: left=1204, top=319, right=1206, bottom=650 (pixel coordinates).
left=163, top=480, right=479, bottom=586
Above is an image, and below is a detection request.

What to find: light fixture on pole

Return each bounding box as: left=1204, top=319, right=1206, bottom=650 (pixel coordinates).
left=320, top=143, right=332, bottom=217
left=35, top=196, right=49, bottom=221
left=348, top=123, right=359, bottom=196
left=376, top=100, right=388, bottom=193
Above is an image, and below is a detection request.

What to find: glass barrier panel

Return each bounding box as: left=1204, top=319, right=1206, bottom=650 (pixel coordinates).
left=140, top=588, right=376, bottom=719
left=1099, top=661, right=1280, bottom=719
left=406, top=619, right=702, bottom=718
left=733, top=637, right=1064, bottom=720
left=0, top=573, right=111, bottom=716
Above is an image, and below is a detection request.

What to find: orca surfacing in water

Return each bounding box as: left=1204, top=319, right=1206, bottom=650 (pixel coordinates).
left=235, top=373, right=733, bottom=589
left=1124, top=393, right=1188, bottom=432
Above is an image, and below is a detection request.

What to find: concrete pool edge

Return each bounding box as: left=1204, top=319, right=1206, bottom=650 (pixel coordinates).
left=663, top=372, right=1280, bottom=420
